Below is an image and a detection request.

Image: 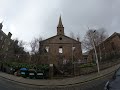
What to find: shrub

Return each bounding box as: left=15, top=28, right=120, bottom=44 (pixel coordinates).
left=80, top=63, right=96, bottom=68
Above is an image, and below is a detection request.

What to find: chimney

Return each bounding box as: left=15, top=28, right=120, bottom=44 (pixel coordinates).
left=15, top=40, right=18, bottom=44
left=77, top=38, right=79, bottom=42
left=8, top=32, right=12, bottom=38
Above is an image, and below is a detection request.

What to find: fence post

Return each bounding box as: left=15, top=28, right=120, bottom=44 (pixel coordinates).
left=49, top=64, right=53, bottom=79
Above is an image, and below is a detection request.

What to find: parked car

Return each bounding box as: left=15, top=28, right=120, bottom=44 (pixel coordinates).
left=104, top=67, right=120, bottom=90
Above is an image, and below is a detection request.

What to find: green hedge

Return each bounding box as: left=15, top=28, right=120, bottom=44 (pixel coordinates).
left=80, top=63, right=96, bottom=68
left=2, top=62, right=49, bottom=71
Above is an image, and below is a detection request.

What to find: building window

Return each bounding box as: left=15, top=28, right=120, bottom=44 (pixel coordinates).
left=6, top=47, right=8, bottom=51
left=72, top=46, right=75, bottom=51
left=45, top=46, right=49, bottom=52
left=59, top=46, right=63, bottom=54
left=2, top=45, right=4, bottom=48
left=0, top=36, right=3, bottom=40
left=111, top=42, right=115, bottom=50
left=8, top=42, right=11, bottom=45
left=59, top=37, right=62, bottom=40
left=63, top=58, right=67, bottom=64
left=4, top=39, right=6, bottom=42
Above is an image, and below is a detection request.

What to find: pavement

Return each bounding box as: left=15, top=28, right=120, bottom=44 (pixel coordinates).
left=0, top=63, right=120, bottom=87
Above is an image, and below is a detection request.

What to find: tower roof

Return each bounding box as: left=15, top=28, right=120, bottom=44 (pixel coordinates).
left=57, top=15, right=63, bottom=27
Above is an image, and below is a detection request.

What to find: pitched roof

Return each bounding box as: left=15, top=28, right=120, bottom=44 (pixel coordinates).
left=40, top=34, right=81, bottom=44
left=104, top=32, right=120, bottom=42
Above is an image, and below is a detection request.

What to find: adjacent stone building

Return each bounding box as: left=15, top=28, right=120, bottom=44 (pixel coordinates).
left=0, top=22, right=28, bottom=63
left=0, top=22, right=14, bottom=60
left=39, top=16, right=83, bottom=66
left=87, top=32, right=120, bottom=63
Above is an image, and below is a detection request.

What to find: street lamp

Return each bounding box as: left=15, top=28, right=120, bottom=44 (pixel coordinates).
left=92, top=30, right=100, bottom=73
left=99, top=45, right=102, bottom=62
left=72, top=46, right=75, bottom=75
left=72, top=46, right=75, bottom=63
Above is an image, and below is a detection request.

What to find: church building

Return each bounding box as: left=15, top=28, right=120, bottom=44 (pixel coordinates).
left=39, top=16, right=83, bottom=66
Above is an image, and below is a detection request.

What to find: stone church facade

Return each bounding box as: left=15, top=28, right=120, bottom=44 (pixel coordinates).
left=39, top=16, right=83, bottom=66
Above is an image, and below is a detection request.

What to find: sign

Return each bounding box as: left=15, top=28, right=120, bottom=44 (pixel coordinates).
left=21, top=72, right=25, bottom=74
left=49, top=64, right=53, bottom=67
left=37, top=73, right=43, bottom=75
left=29, top=73, right=34, bottom=75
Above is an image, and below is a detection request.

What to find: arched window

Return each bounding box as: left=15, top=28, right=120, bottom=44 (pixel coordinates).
left=59, top=46, right=63, bottom=54
left=45, top=46, right=49, bottom=52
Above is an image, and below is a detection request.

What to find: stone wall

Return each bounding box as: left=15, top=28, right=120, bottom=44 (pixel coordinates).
left=78, top=58, right=120, bottom=75
left=39, top=35, right=83, bottom=66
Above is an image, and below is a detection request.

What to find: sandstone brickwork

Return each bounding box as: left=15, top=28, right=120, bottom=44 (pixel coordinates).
left=39, top=16, right=83, bottom=66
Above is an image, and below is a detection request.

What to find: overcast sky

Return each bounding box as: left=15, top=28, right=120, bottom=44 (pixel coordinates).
left=0, top=0, right=120, bottom=47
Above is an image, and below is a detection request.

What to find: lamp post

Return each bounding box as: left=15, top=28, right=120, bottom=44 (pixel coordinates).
left=99, top=45, right=102, bottom=62
left=72, top=45, right=75, bottom=75
left=72, top=47, right=75, bottom=63
left=92, top=30, right=100, bottom=73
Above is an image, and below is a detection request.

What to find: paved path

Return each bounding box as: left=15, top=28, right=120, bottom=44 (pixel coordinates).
left=0, top=72, right=113, bottom=90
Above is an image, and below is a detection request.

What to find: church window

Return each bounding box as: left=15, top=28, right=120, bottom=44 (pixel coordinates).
left=59, top=37, right=62, bottom=40
left=45, top=46, right=49, bottom=52
left=72, top=46, right=75, bottom=51
left=59, top=46, right=63, bottom=53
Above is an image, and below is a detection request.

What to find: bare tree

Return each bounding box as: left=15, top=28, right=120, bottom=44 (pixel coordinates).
left=76, top=33, right=81, bottom=42
left=12, top=39, right=28, bottom=63
left=18, top=40, right=26, bottom=48
left=97, top=28, right=109, bottom=43
left=13, top=38, right=26, bottom=47
left=69, top=31, right=81, bottom=41
left=70, top=31, right=75, bottom=40
left=82, top=28, right=108, bottom=51
left=30, top=36, right=43, bottom=54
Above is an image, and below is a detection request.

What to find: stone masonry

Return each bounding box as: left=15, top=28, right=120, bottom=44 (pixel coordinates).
left=39, top=16, right=83, bottom=66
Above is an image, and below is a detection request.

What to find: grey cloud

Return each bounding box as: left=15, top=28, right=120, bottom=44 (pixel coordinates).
left=0, top=0, right=120, bottom=43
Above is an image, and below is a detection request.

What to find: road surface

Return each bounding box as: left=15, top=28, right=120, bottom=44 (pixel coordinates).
left=0, top=73, right=112, bottom=90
